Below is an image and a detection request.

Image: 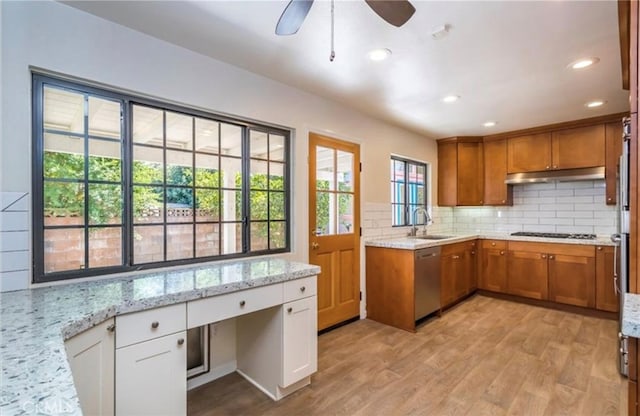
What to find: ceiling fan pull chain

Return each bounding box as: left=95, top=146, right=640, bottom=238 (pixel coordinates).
left=330, top=0, right=335, bottom=62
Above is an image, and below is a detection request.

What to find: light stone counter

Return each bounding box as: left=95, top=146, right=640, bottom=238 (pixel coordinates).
left=622, top=293, right=640, bottom=338
left=364, top=232, right=616, bottom=250
left=0, top=258, right=320, bottom=415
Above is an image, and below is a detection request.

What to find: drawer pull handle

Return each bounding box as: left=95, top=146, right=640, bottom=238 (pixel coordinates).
left=452, top=255, right=460, bottom=259
left=106, top=324, right=115, bottom=333
left=151, top=321, right=159, bottom=329
left=287, top=307, right=293, bottom=313
left=300, top=286, right=306, bottom=292
left=239, top=300, right=246, bottom=307
left=177, top=338, right=185, bottom=346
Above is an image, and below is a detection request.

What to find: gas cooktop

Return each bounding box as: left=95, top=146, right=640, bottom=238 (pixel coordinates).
left=510, top=231, right=597, bottom=240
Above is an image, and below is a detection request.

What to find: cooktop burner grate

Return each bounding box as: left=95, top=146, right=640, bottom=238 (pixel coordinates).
left=510, top=231, right=596, bottom=240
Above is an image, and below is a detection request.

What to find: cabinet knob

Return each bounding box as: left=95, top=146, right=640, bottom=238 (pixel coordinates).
left=546, top=165, right=550, bottom=170
left=553, top=165, right=558, bottom=169
left=480, top=200, right=483, bottom=204
left=106, top=323, right=115, bottom=333
left=471, top=251, right=476, bottom=255
left=287, top=307, right=293, bottom=313
left=491, top=242, right=496, bottom=246
left=607, top=197, right=612, bottom=202
left=151, top=321, right=159, bottom=329
left=300, top=286, right=306, bottom=292
left=239, top=300, right=246, bottom=307
left=502, top=200, right=506, bottom=204
left=549, top=255, right=555, bottom=260
left=177, top=338, right=185, bottom=346
left=452, top=255, right=460, bottom=259
left=598, top=247, right=603, bottom=251
left=541, top=254, right=547, bottom=259
left=500, top=251, right=505, bottom=255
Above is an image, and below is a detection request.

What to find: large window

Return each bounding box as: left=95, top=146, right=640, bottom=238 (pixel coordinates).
left=390, top=157, right=427, bottom=226
left=33, top=75, right=290, bottom=282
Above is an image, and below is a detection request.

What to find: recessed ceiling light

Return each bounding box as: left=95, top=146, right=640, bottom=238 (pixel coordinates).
left=442, top=95, right=460, bottom=103
left=585, top=100, right=606, bottom=108
left=368, top=48, right=391, bottom=61
left=483, top=121, right=497, bottom=127
left=569, top=57, right=600, bottom=70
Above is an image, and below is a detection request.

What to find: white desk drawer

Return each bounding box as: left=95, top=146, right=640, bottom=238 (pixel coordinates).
left=116, top=303, right=186, bottom=349
left=187, top=284, right=283, bottom=329
left=283, top=276, right=317, bottom=303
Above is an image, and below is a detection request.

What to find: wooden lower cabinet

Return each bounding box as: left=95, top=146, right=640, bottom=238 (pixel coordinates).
left=479, top=240, right=508, bottom=292
left=507, top=249, right=549, bottom=300
left=365, top=246, right=415, bottom=332
left=596, top=245, right=619, bottom=312
left=441, top=241, right=476, bottom=308
left=547, top=246, right=596, bottom=308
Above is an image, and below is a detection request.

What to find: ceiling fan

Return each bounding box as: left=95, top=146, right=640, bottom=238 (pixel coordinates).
left=275, top=0, right=416, bottom=36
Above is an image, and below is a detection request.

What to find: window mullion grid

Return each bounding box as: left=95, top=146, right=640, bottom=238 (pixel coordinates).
left=242, top=128, right=250, bottom=253
left=191, top=117, right=196, bottom=259
left=123, top=100, right=132, bottom=268
left=405, top=162, right=410, bottom=226
left=83, top=94, right=90, bottom=270
left=266, top=133, right=271, bottom=250
left=217, top=122, right=222, bottom=256
left=162, top=110, right=168, bottom=262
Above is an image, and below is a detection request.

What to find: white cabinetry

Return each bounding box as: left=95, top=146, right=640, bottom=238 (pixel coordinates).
left=64, top=318, right=115, bottom=416
left=115, top=304, right=187, bottom=416
left=282, top=296, right=317, bottom=387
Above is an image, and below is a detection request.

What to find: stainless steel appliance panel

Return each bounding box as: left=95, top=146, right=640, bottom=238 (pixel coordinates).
left=414, top=247, right=441, bottom=320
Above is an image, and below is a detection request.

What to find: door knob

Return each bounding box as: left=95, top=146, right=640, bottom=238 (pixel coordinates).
left=311, top=242, right=320, bottom=250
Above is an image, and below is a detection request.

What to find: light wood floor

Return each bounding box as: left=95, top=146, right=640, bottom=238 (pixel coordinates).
left=188, top=295, right=627, bottom=416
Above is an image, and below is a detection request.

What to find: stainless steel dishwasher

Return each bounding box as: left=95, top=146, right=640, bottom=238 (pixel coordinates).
left=414, top=246, right=441, bottom=320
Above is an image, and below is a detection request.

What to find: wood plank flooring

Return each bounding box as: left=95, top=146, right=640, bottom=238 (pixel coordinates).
left=188, top=295, right=627, bottom=416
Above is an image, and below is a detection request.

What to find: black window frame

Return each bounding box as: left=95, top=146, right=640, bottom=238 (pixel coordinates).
left=32, top=74, right=291, bottom=283
left=390, top=156, right=428, bottom=227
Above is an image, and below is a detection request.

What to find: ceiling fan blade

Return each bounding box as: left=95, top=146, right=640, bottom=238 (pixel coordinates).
left=365, top=0, right=416, bottom=27
left=276, top=0, right=314, bottom=35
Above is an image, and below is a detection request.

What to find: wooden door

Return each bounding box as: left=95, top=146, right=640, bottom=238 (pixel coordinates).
left=457, top=142, right=484, bottom=205
left=437, top=141, right=457, bottom=206
left=483, top=139, right=513, bottom=205
left=507, top=133, right=552, bottom=173
left=605, top=121, right=623, bottom=205
left=595, top=245, right=619, bottom=312
left=506, top=250, right=548, bottom=299
left=309, top=133, right=360, bottom=331
left=479, top=240, right=508, bottom=292
left=552, top=124, right=605, bottom=169
left=547, top=251, right=596, bottom=308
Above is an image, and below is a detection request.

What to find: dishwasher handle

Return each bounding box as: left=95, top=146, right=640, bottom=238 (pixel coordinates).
left=416, top=252, right=439, bottom=260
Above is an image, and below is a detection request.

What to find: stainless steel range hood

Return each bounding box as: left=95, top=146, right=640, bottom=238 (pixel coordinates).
left=504, top=166, right=605, bottom=184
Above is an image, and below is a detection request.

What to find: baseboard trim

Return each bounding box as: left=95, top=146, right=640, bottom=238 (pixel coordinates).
left=318, top=315, right=360, bottom=335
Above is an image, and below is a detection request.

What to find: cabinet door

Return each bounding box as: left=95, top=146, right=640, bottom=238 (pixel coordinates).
left=441, top=249, right=466, bottom=306
left=116, top=332, right=186, bottom=416
left=596, top=246, right=619, bottom=312
left=483, top=139, right=513, bottom=205
left=65, top=318, right=115, bottom=416
left=466, top=242, right=478, bottom=292
left=507, top=133, right=552, bottom=173
left=507, top=250, right=548, bottom=299
left=551, top=124, right=605, bottom=169
left=479, top=248, right=508, bottom=292
left=605, top=121, right=623, bottom=205
left=548, top=252, right=596, bottom=308
left=438, top=142, right=457, bottom=206
left=457, top=142, right=484, bottom=206
left=282, top=296, right=318, bottom=387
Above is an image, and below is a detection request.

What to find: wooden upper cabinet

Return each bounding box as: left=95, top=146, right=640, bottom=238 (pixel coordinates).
left=483, top=139, right=513, bottom=205
left=605, top=121, right=623, bottom=205
left=507, top=133, right=552, bottom=173
left=551, top=124, right=605, bottom=170
left=437, top=138, right=483, bottom=206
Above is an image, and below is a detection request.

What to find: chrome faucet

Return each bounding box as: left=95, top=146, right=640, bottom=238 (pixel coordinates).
left=409, top=207, right=432, bottom=236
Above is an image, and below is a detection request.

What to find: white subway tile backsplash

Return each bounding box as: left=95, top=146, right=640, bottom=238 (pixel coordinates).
left=556, top=211, right=593, bottom=218
left=0, top=231, right=29, bottom=252
left=0, top=270, right=29, bottom=292
left=0, top=192, right=28, bottom=211
left=1, top=251, right=29, bottom=273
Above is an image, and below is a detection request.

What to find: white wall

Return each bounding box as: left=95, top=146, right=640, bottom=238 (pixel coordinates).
left=0, top=1, right=436, bottom=291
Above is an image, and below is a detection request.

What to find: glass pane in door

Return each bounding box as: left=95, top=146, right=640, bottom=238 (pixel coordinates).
left=316, top=146, right=334, bottom=191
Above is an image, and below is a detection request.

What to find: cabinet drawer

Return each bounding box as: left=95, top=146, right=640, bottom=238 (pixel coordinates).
left=283, top=276, right=317, bottom=303
left=482, top=240, right=507, bottom=249
left=116, top=303, right=186, bottom=349
left=187, top=283, right=283, bottom=328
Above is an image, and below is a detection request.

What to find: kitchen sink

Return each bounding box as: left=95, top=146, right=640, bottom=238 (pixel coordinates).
left=414, top=235, right=453, bottom=240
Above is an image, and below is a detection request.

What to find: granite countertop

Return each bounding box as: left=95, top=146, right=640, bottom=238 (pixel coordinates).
left=0, top=258, right=320, bottom=415
left=364, top=232, right=616, bottom=250
left=622, top=293, right=640, bottom=338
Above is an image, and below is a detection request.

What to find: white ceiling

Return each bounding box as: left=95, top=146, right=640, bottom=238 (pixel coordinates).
left=61, top=0, right=630, bottom=138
